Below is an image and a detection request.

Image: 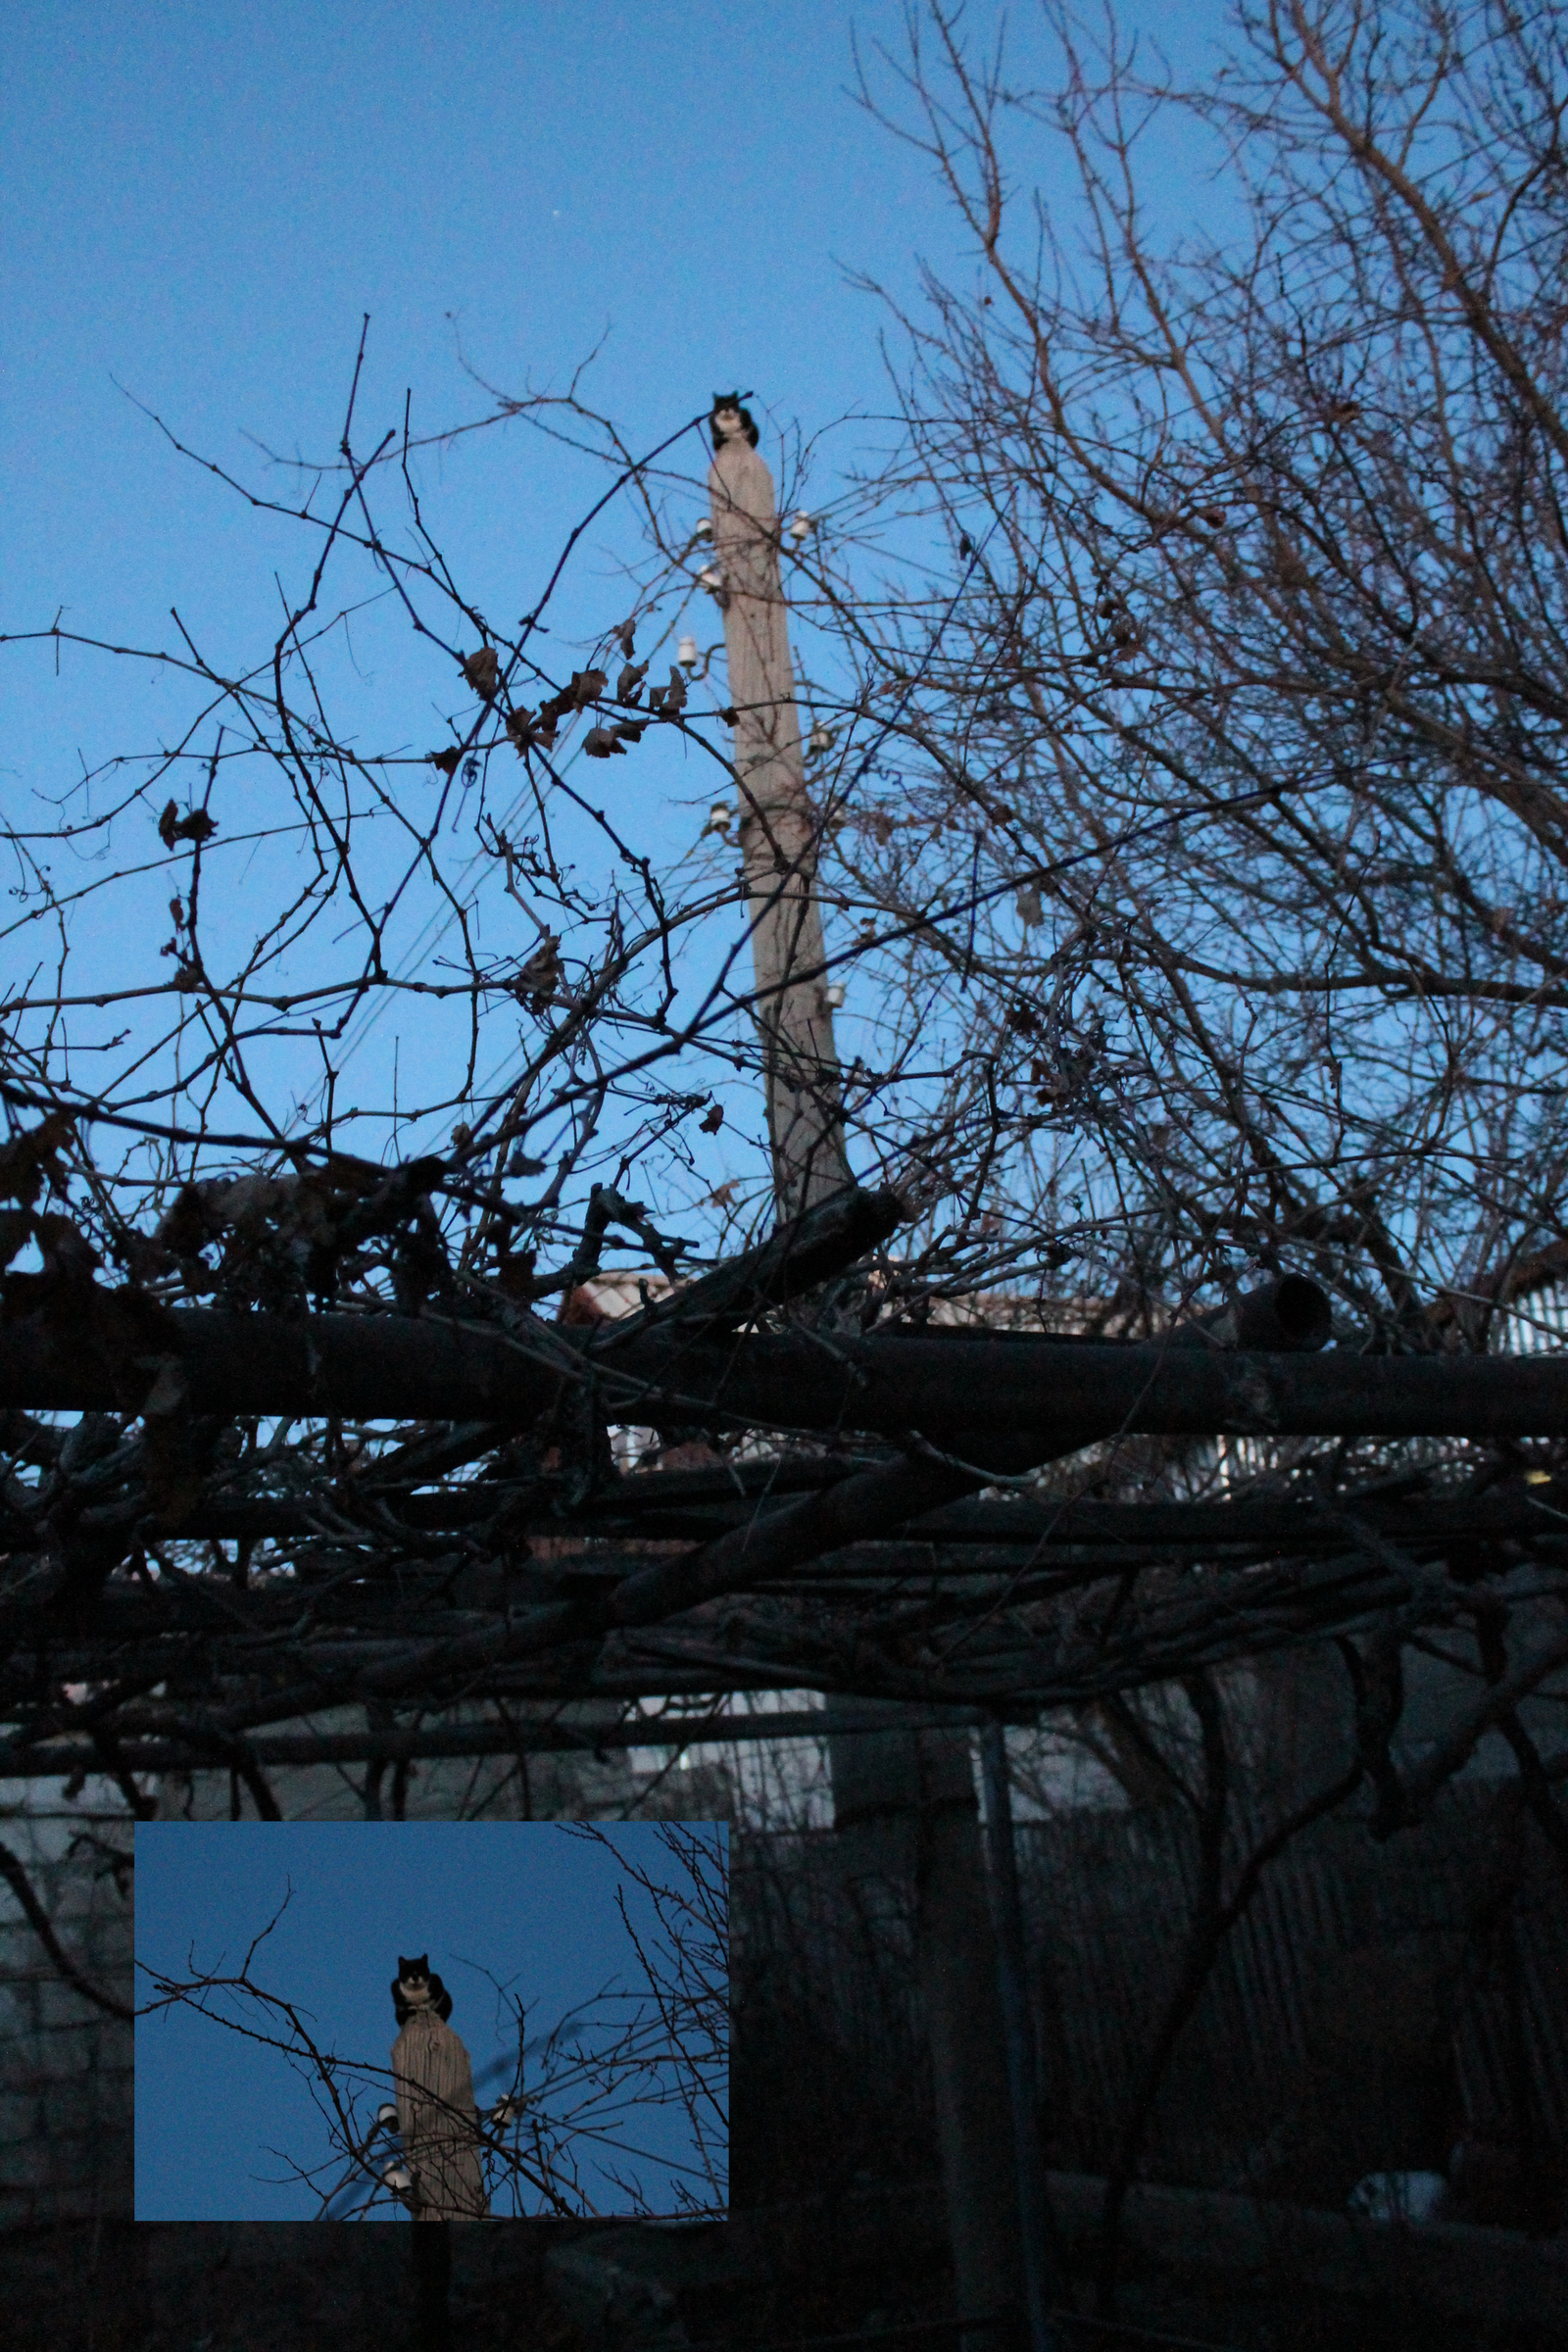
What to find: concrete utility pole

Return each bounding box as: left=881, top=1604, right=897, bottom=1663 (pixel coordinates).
left=707, top=396, right=1029, bottom=2343
left=391, top=2008, right=489, bottom=2220
left=708, top=396, right=851, bottom=1214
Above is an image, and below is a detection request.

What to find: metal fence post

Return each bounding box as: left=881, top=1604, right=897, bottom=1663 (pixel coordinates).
left=979, top=1717, right=1064, bottom=2352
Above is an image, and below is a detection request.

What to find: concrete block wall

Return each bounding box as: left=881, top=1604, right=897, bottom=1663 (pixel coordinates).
left=149, top=1705, right=736, bottom=1824
left=0, top=1778, right=134, bottom=2226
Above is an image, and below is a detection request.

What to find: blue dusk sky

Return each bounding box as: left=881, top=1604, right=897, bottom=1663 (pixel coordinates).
left=134, top=1819, right=728, bottom=2220
left=3, top=0, right=1235, bottom=642
left=1, top=0, right=1236, bottom=1186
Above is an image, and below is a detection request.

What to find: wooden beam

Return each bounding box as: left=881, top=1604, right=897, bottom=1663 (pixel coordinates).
left=5, top=1296, right=1568, bottom=1438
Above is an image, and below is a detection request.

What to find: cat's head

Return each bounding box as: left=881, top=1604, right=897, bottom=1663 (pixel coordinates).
left=397, top=1954, right=431, bottom=1986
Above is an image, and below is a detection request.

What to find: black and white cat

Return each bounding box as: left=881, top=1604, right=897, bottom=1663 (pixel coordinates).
left=391, top=1953, right=453, bottom=2027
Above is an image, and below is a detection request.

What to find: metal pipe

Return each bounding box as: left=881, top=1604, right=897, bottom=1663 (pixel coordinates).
left=1172, top=1273, right=1333, bottom=1353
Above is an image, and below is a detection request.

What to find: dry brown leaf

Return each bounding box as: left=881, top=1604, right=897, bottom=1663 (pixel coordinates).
left=0, top=1112, right=74, bottom=1206
left=462, top=646, right=501, bottom=699
left=514, top=937, right=563, bottom=1005
left=158, top=803, right=218, bottom=850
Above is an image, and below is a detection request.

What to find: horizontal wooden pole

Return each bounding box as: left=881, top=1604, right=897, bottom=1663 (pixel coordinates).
left=0, top=1702, right=981, bottom=1781
left=6, top=1479, right=1560, bottom=1561
left=3, top=1296, right=1568, bottom=1439
left=632, top=1329, right=1568, bottom=1442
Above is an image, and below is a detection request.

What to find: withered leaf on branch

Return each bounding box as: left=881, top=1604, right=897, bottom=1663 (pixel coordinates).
left=495, top=1253, right=539, bottom=1301
left=158, top=803, right=218, bottom=851
left=700, top=1103, right=724, bottom=1134
left=616, top=661, right=648, bottom=703
left=513, top=936, right=563, bottom=1005
left=582, top=725, right=627, bottom=759
left=523, top=668, right=610, bottom=748
left=507, top=707, right=559, bottom=755
left=647, top=666, right=689, bottom=719
left=0, top=1113, right=74, bottom=1206
left=33, top=1213, right=101, bottom=1283
left=461, top=646, right=501, bottom=699
left=427, top=747, right=463, bottom=777
left=616, top=617, right=637, bottom=658
left=154, top=1180, right=218, bottom=1260
left=137, top=1353, right=223, bottom=1530
left=118, top=1231, right=171, bottom=1286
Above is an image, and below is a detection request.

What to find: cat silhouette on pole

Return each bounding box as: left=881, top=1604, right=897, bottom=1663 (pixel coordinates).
left=391, top=1953, right=453, bottom=2027
left=390, top=1953, right=487, bottom=2225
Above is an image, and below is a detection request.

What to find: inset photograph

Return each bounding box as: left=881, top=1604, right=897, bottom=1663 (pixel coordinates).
left=133, top=1819, right=727, bottom=2221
